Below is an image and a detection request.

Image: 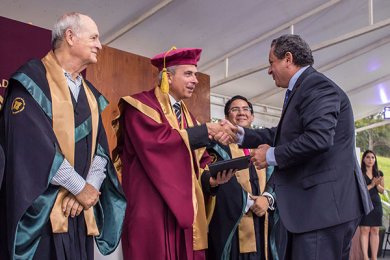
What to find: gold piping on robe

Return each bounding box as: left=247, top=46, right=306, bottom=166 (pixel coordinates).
left=112, top=96, right=163, bottom=183
left=155, top=86, right=208, bottom=250
left=255, top=165, right=269, bottom=260
left=230, top=144, right=268, bottom=258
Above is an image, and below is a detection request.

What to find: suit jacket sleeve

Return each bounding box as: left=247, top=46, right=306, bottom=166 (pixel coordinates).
left=242, top=127, right=276, bottom=148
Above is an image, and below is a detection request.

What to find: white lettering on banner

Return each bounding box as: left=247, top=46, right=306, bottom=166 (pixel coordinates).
left=1, top=79, right=9, bottom=88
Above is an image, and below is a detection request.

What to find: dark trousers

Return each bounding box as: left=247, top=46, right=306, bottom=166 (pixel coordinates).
left=279, top=217, right=360, bottom=260
left=33, top=214, right=93, bottom=260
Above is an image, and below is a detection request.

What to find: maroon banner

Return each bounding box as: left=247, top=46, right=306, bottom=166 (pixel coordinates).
left=0, top=16, right=51, bottom=109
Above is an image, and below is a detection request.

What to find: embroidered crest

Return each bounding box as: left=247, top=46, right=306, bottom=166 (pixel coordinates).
left=11, top=97, right=25, bottom=114
left=209, top=152, right=218, bottom=163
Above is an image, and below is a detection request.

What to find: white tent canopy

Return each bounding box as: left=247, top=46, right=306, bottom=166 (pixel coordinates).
left=1, top=0, right=390, bottom=126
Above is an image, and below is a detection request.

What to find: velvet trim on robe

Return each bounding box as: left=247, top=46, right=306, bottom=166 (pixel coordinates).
left=114, top=87, right=210, bottom=260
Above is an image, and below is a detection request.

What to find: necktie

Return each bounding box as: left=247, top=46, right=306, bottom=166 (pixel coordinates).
left=283, top=89, right=292, bottom=110
left=173, top=102, right=181, bottom=123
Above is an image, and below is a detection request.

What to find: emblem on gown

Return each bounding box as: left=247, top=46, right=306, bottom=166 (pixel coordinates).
left=209, top=152, right=218, bottom=163
left=11, top=97, right=25, bottom=114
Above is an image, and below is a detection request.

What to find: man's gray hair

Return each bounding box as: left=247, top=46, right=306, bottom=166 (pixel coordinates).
left=158, top=66, right=177, bottom=83
left=51, top=12, right=83, bottom=50
left=271, top=34, right=314, bottom=67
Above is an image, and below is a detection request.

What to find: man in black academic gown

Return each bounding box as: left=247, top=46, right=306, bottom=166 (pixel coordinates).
left=206, top=95, right=278, bottom=260
left=0, top=145, right=3, bottom=185
left=0, top=12, right=126, bottom=260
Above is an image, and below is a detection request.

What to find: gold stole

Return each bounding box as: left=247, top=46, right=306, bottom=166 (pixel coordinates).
left=229, top=144, right=268, bottom=259
left=154, top=87, right=208, bottom=250
left=42, top=51, right=99, bottom=236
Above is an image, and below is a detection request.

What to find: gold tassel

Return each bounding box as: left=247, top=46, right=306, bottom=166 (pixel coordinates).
left=160, top=46, right=176, bottom=94
left=160, top=68, right=169, bottom=94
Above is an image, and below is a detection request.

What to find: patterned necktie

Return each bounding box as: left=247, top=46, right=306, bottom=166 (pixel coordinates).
left=173, top=102, right=181, bottom=123
left=283, top=89, right=292, bottom=110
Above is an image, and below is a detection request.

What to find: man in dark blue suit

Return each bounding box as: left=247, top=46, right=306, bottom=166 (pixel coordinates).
left=230, top=34, right=373, bottom=259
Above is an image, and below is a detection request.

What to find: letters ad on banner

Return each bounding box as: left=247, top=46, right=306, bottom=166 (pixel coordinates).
left=0, top=16, right=51, bottom=110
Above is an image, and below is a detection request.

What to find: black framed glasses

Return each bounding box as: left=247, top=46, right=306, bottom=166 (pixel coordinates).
left=229, top=106, right=252, bottom=113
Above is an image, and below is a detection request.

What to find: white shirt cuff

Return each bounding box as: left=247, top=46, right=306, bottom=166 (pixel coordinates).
left=86, top=155, right=107, bottom=191
left=51, top=158, right=86, bottom=195
left=237, top=126, right=245, bottom=145
left=266, top=147, right=278, bottom=166
left=245, top=193, right=255, bottom=213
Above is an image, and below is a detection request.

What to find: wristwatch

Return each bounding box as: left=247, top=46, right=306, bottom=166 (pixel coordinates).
left=262, top=192, right=275, bottom=210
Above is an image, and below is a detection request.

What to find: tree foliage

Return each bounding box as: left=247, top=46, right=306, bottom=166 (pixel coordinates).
left=355, top=113, right=390, bottom=157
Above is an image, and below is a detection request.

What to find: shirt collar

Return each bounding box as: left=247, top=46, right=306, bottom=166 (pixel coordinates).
left=288, top=65, right=309, bottom=91
left=168, top=94, right=181, bottom=106
left=63, top=69, right=83, bottom=83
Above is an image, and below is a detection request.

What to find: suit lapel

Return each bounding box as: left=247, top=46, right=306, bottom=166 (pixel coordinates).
left=273, top=66, right=316, bottom=145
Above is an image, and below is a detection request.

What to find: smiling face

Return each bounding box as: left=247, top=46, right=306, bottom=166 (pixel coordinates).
left=226, top=99, right=254, bottom=128
left=267, top=47, right=292, bottom=89
left=168, top=64, right=199, bottom=100
left=71, top=15, right=102, bottom=65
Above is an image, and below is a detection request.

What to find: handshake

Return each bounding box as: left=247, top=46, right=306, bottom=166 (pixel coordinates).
left=206, top=119, right=239, bottom=145
left=205, top=121, right=271, bottom=170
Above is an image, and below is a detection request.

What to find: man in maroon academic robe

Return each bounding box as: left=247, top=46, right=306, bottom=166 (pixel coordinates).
left=113, top=48, right=236, bottom=260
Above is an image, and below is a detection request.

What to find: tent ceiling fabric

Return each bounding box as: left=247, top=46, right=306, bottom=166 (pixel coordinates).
left=1, top=0, right=389, bottom=120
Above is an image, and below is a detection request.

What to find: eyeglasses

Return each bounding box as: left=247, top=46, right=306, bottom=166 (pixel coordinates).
left=229, top=106, right=252, bottom=113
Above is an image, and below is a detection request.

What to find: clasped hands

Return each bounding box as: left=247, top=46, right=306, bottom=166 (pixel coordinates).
left=62, top=183, right=100, bottom=218
left=370, top=176, right=382, bottom=191
left=371, top=176, right=382, bottom=186
left=249, top=194, right=269, bottom=217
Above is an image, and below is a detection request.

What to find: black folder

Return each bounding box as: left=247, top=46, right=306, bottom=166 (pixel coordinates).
left=209, top=155, right=251, bottom=178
